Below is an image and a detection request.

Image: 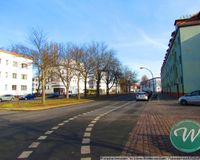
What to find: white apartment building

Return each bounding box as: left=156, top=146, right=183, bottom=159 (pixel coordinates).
left=33, top=71, right=119, bottom=95
left=0, top=50, right=33, bottom=96
left=140, top=77, right=161, bottom=93
left=32, top=75, right=85, bottom=95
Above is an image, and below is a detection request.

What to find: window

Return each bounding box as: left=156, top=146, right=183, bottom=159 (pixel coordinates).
left=12, top=73, right=17, bottom=79
left=21, top=63, right=28, bottom=68
left=6, top=60, right=8, bottom=65
left=12, top=85, right=17, bottom=91
left=5, top=72, right=8, bottom=78
left=13, top=61, right=18, bottom=67
left=21, top=74, right=27, bottom=80
left=5, top=84, right=7, bottom=90
left=191, top=91, right=200, bottom=96
left=21, top=85, right=27, bottom=91
left=179, top=55, right=182, bottom=64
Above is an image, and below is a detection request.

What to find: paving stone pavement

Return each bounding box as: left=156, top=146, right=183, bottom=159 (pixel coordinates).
left=122, top=99, right=200, bottom=156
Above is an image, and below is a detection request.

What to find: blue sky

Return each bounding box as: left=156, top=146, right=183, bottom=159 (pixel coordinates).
left=0, top=0, right=200, bottom=80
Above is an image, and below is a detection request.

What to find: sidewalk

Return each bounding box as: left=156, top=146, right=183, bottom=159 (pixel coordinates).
left=122, top=98, right=200, bottom=156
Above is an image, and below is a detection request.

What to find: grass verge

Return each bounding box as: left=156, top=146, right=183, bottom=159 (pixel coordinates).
left=0, top=98, right=94, bottom=111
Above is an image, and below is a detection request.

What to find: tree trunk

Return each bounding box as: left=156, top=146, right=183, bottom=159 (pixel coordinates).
left=84, top=75, right=87, bottom=98
left=96, top=72, right=101, bottom=97
left=77, top=73, right=80, bottom=100
left=65, top=86, right=69, bottom=99
left=106, top=79, right=109, bottom=95
left=84, top=74, right=87, bottom=97
left=42, top=70, right=46, bottom=104
left=115, top=82, right=118, bottom=94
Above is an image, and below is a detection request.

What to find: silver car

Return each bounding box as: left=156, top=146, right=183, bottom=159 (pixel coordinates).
left=0, top=94, right=16, bottom=102
left=178, top=90, right=200, bottom=105
left=136, top=92, right=149, bottom=101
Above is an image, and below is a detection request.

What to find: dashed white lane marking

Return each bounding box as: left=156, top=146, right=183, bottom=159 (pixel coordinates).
left=45, top=130, right=53, bottom=135
left=81, top=146, right=90, bottom=154
left=52, top=126, right=59, bottom=130
left=88, top=124, right=94, bottom=127
left=17, top=109, right=98, bottom=159
left=84, top=132, right=91, bottom=137
left=81, top=157, right=91, bottom=160
left=17, top=104, right=122, bottom=160
left=38, top=136, right=47, bottom=140
left=80, top=102, right=130, bottom=160
left=82, top=138, right=90, bottom=144
left=94, top=117, right=100, bottom=121
left=85, top=127, right=92, bottom=132
left=17, top=151, right=33, bottom=159
left=29, top=142, right=40, bottom=148
left=91, top=120, right=97, bottom=124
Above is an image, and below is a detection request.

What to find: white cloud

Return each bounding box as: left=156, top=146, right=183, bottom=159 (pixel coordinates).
left=137, top=28, right=167, bottom=49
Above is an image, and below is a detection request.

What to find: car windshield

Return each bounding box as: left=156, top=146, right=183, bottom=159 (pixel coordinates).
left=4, top=95, right=11, bottom=97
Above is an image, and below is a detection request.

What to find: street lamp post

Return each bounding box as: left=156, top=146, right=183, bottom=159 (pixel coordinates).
left=140, top=67, right=155, bottom=93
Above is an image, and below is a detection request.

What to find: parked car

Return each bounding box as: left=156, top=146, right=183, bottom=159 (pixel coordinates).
left=19, top=94, right=36, bottom=100
left=145, top=91, right=153, bottom=99
left=47, top=92, right=60, bottom=98
left=136, top=92, right=149, bottom=101
left=0, top=94, right=16, bottom=102
left=67, top=91, right=78, bottom=97
left=179, top=90, right=200, bottom=105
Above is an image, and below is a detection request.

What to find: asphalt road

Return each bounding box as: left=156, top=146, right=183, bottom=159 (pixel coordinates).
left=0, top=94, right=147, bottom=160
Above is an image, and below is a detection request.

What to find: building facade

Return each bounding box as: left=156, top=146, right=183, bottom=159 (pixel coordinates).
left=32, top=75, right=85, bottom=95
left=33, top=72, right=120, bottom=95
left=140, top=77, right=161, bottom=93
left=0, top=50, right=33, bottom=96
left=161, top=12, right=200, bottom=96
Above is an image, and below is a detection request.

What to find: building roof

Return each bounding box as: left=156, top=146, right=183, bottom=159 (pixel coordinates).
left=0, top=50, right=32, bottom=60
left=174, top=12, right=200, bottom=26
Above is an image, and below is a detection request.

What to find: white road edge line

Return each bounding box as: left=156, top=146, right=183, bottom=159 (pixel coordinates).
left=83, top=132, right=91, bottom=137
left=85, top=127, right=92, bottom=132
left=17, top=151, right=33, bottom=159
left=28, top=142, right=40, bottom=148
left=52, top=126, right=59, bottom=130
left=82, top=138, right=90, bottom=144
left=45, top=130, right=53, bottom=135
left=38, top=136, right=47, bottom=140
left=81, top=157, right=91, bottom=160
left=81, top=145, right=90, bottom=154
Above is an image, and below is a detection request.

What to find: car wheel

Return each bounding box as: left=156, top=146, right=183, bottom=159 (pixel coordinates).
left=0, top=99, right=2, bottom=102
left=180, top=100, right=187, bottom=105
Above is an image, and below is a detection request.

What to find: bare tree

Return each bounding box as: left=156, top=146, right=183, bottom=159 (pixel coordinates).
left=9, top=29, right=57, bottom=104
left=55, top=43, right=76, bottom=99
left=70, top=44, right=84, bottom=99
left=30, top=30, right=58, bottom=104
left=102, top=51, right=120, bottom=95
left=120, top=66, right=138, bottom=93
left=141, top=75, right=148, bottom=83
left=89, top=42, right=112, bottom=97
left=80, top=45, right=95, bottom=97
